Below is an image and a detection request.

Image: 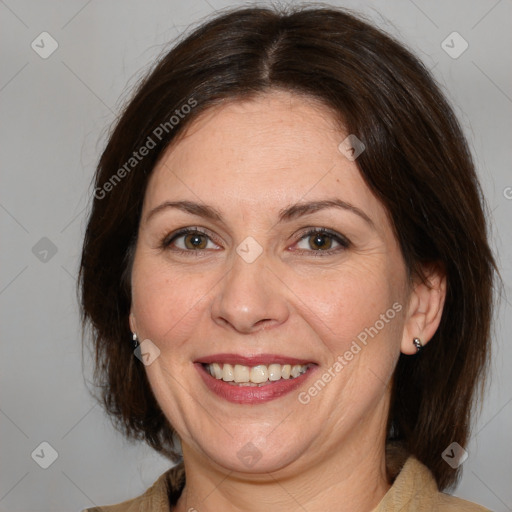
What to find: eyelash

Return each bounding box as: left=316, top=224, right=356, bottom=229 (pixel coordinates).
left=293, top=227, right=350, bottom=256
left=160, top=227, right=350, bottom=256
left=160, top=227, right=218, bottom=257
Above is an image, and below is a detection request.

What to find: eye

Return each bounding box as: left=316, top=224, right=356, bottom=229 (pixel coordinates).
left=293, top=228, right=350, bottom=254
left=161, top=227, right=220, bottom=252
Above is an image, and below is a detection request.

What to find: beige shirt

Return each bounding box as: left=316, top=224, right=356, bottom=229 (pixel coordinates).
left=83, top=456, right=491, bottom=511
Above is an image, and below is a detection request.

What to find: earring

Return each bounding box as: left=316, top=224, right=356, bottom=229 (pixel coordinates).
left=413, top=337, right=423, bottom=353
left=132, top=332, right=139, bottom=349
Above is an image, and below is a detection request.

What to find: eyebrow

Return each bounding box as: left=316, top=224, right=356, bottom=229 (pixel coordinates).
left=145, top=200, right=222, bottom=224
left=278, top=199, right=375, bottom=228
left=145, top=199, right=375, bottom=229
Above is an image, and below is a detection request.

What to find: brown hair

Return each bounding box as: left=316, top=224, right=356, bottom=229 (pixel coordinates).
left=79, top=5, right=497, bottom=490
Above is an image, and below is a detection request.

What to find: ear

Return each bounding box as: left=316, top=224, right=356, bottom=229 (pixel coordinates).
left=401, top=264, right=446, bottom=355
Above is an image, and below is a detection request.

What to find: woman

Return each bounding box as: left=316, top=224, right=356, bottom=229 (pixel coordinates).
left=79, top=5, right=497, bottom=511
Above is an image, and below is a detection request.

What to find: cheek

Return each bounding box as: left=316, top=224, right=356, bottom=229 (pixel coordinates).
left=290, top=260, right=398, bottom=349
left=130, top=256, right=206, bottom=345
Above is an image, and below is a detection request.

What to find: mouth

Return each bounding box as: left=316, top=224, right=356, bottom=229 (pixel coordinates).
left=202, top=362, right=310, bottom=385
left=195, top=354, right=317, bottom=404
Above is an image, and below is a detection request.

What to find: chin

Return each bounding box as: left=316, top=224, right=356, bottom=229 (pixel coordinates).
left=191, top=429, right=309, bottom=476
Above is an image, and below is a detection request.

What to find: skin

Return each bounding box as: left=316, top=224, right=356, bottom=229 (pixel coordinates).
left=129, top=90, right=446, bottom=512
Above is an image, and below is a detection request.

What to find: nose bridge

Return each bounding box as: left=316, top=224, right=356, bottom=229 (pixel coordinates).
left=211, top=244, right=289, bottom=333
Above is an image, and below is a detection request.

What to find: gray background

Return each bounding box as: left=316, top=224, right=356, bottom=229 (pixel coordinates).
left=1, top=0, right=511, bottom=511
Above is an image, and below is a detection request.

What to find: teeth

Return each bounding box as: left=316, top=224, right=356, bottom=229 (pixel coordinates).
left=268, top=364, right=282, bottom=381
left=222, top=363, right=234, bottom=381
left=211, top=363, right=223, bottom=379
left=204, top=362, right=308, bottom=384
left=234, top=364, right=250, bottom=383
left=290, top=365, right=302, bottom=378
left=250, top=365, right=268, bottom=384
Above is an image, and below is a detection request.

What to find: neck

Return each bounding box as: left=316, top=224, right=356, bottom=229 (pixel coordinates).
left=175, top=431, right=390, bottom=512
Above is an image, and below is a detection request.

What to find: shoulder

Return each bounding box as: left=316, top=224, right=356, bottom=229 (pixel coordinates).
left=374, top=455, right=492, bottom=512
left=435, top=492, right=492, bottom=511
left=81, top=463, right=185, bottom=512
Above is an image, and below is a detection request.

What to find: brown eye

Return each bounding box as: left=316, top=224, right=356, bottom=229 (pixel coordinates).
left=294, top=228, right=350, bottom=254
left=163, top=228, right=220, bottom=252
left=308, top=232, right=333, bottom=250
left=183, top=232, right=208, bottom=250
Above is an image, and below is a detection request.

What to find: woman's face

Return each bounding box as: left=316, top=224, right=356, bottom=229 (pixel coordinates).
left=130, top=90, right=418, bottom=476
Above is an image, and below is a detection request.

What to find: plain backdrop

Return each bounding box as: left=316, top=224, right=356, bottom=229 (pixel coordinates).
left=1, top=1, right=511, bottom=511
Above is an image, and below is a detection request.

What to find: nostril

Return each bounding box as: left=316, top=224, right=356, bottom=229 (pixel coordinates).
left=254, top=318, right=273, bottom=326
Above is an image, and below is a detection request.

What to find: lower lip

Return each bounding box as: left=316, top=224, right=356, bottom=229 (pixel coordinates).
left=196, top=363, right=316, bottom=404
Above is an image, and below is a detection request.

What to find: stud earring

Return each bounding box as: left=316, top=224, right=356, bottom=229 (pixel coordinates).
left=413, top=337, right=423, bottom=353
left=132, top=332, right=139, bottom=349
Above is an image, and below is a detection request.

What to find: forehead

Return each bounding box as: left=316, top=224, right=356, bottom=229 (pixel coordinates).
left=143, top=90, right=387, bottom=229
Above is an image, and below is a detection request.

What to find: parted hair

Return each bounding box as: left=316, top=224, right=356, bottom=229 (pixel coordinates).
left=79, top=4, right=497, bottom=490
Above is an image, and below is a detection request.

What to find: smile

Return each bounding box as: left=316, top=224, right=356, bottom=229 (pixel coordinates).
left=195, top=354, right=317, bottom=404
left=203, top=362, right=310, bottom=385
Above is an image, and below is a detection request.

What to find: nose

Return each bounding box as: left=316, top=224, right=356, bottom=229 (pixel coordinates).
left=210, top=252, right=290, bottom=334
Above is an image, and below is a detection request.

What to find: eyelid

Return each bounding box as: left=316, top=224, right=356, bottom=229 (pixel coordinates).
left=160, top=226, right=350, bottom=254
left=161, top=226, right=222, bottom=250
left=290, top=227, right=351, bottom=254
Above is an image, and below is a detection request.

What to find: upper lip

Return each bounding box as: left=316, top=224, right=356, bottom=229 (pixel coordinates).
left=195, top=353, right=315, bottom=366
